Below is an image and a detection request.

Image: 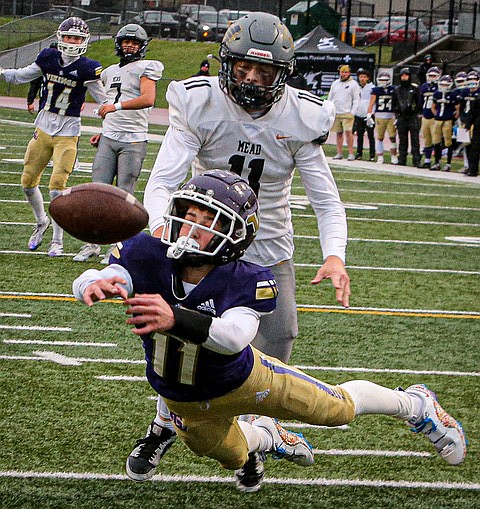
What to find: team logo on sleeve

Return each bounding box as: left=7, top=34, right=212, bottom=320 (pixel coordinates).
left=255, top=279, right=278, bottom=300
left=111, top=243, right=122, bottom=260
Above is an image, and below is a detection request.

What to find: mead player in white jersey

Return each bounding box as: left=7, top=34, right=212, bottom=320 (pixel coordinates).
left=127, top=12, right=351, bottom=481
left=74, top=24, right=164, bottom=262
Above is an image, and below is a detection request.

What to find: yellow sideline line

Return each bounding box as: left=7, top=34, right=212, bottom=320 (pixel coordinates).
left=1, top=295, right=479, bottom=319
left=297, top=307, right=480, bottom=319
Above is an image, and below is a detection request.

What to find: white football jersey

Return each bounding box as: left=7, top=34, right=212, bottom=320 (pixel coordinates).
left=101, top=59, right=163, bottom=142
left=145, top=76, right=347, bottom=267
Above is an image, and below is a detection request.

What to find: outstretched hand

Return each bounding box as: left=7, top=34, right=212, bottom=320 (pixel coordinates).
left=310, top=255, right=351, bottom=307
left=124, top=293, right=175, bottom=336
left=83, top=276, right=128, bottom=306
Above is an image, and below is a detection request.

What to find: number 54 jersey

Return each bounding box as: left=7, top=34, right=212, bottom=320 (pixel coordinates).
left=148, top=76, right=347, bottom=267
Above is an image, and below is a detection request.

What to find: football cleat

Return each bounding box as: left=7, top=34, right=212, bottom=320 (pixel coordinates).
left=47, top=241, right=63, bottom=257
left=391, top=155, right=399, bottom=165
left=253, top=416, right=314, bottom=466
left=404, top=384, right=467, bottom=465
left=101, top=245, right=115, bottom=265
left=28, top=217, right=50, bottom=250
left=73, top=243, right=101, bottom=262
left=234, top=452, right=265, bottom=493
left=126, top=422, right=177, bottom=482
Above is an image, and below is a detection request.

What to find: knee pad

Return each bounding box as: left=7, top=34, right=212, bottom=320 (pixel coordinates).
left=21, top=170, right=39, bottom=188
left=49, top=172, right=70, bottom=191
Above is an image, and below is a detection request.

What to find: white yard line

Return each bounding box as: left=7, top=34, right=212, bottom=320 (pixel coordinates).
left=293, top=214, right=480, bottom=227
left=0, top=470, right=477, bottom=490
left=0, top=324, right=71, bottom=331
left=4, top=339, right=116, bottom=347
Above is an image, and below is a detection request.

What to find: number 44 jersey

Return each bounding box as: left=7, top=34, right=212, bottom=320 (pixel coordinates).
left=147, top=76, right=347, bottom=267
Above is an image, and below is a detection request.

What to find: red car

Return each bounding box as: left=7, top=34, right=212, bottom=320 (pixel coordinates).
left=364, top=17, right=429, bottom=45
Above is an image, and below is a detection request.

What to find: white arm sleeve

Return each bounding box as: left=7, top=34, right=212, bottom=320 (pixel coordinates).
left=86, top=79, right=108, bottom=105
left=144, top=125, right=200, bottom=233
left=2, top=63, right=42, bottom=84
left=72, top=264, right=133, bottom=303
left=203, top=306, right=262, bottom=355
left=295, top=143, right=347, bottom=263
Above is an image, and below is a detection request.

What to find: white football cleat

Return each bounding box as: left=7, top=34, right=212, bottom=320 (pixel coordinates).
left=253, top=416, right=314, bottom=466
left=73, top=243, right=101, bottom=262
left=47, top=241, right=63, bottom=257
left=28, top=217, right=50, bottom=250
left=405, top=384, right=467, bottom=465
left=101, top=245, right=116, bottom=265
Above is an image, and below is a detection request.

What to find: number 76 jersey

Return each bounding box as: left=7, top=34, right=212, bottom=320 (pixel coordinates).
left=150, top=76, right=346, bottom=267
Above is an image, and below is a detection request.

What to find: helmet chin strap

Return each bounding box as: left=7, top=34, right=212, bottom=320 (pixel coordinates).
left=167, top=236, right=200, bottom=260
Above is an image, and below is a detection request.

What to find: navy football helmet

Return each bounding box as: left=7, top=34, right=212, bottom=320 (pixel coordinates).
left=115, top=24, right=149, bottom=64
left=438, top=75, right=453, bottom=92
left=162, top=170, right=259, bottom=266
left=454, top=71, right=468, bottom=88
left=467, top=70, right=479, bottom=89
left=57, top=17, right=90, bottom=57
left=426, top=66, right=442, bottom=84
left=218, top=12, right=294, bottom=110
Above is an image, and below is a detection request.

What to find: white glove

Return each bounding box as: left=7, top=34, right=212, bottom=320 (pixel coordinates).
left=366, top=113, right=375, bottom=128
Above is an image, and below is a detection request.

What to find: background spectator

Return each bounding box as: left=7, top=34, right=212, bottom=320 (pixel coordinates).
left=392, top=67, right=421, bottom=167
left=328, top=64, right=360, bottom=161
left=353, top=68, right=375, bottom=161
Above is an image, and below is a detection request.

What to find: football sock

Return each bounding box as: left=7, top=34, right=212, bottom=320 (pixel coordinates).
left=155, top=396, right=176, bottom=431
left=238, top=419, right=274, bottom=453
left=24, top=186, right=47, bottom=224
left=447, top=146, right=453, bottom=164
left=49, top=190, right=64, bottom=244
left=340, top=380, right=422, bottom=420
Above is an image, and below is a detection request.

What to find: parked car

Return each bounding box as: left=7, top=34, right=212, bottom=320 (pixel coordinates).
left=219, top=9, right=252, bottom=25
left=185, top=11, right=229, bottom=42
left=430, top=18, right=458, bottom=40
left=176, top=3, right=217, bottom=37
left=364, top=16, right=429, bottom=45
left=132, top=11, right=180, bottom=38
left=338, top=16, right=378, bottom=44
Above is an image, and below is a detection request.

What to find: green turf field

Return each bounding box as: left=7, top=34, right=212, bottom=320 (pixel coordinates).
left=0, top=106, right=479, bottom=508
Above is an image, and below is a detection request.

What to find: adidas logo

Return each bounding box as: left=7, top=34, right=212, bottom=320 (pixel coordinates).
left=197, top=299, right=216, bottom=315
left=70, top=70, right=78, bottom=77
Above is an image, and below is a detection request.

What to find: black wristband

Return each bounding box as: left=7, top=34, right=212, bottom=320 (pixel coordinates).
left=169, top=305, right=213, bottom=344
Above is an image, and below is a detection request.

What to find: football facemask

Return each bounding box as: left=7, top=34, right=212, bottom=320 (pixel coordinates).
left=438, top=75, right=453, bottom=92
left=376, top=73, right=391, bottom=87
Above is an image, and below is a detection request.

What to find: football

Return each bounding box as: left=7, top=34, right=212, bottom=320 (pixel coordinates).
left=48, top=183, right=149, bottom=244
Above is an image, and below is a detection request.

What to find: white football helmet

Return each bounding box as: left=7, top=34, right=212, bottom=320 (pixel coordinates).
left=57, top=17, right=90, bottom=57
left=376, top=72, right=391, bottom=87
